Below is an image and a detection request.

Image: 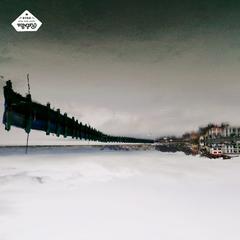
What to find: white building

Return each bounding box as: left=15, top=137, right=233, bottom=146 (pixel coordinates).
left=203, top=125, right=240, bottom=156
left=222, top=126, right=240, bottom=137
left=206, top=126, right=223, bottom=139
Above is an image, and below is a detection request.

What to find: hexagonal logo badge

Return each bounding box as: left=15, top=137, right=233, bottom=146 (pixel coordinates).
left=12, top=10, right=42, bottom=32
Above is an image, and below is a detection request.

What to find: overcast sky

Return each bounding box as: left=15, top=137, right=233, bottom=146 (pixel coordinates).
left=1, top=1, right=240, bottom=144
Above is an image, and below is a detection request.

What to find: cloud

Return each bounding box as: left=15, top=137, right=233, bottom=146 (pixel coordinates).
left=0, top=56, right=12, bottom=64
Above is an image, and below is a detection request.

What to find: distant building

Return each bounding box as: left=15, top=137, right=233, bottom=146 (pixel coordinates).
left=208, top=144, right=222, bottom=156
left=199, top=136, right=205, bottom=147
left=222, top=126, right=240, bottom=137
left=201, top=125, right=240, bottom=156
left=206, top=126, right=223, bottom=139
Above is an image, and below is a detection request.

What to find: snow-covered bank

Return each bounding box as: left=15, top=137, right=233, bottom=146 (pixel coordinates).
left=1, top=149, right=240, bottom=240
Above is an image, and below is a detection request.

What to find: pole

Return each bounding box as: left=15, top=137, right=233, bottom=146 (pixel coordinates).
left=27, top=73, right=30, bottom=94
left=25, top=133, right=30, bottom=154
left=25, top=73, right=30, bottom=154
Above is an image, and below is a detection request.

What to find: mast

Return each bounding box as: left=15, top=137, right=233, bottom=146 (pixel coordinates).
left=25, top=73, right=31, bottom=154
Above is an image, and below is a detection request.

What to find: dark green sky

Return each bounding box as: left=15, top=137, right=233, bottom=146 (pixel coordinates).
left=1, top=0, right=240, bottom=40
left=1, top=1, right=240, bottom=144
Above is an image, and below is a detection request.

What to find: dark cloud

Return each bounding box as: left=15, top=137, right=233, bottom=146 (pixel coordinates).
left=1, top=0, right=240, bottom=40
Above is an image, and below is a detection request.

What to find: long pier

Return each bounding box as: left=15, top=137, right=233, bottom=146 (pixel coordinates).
left=2, top=80, right=153, bottom=144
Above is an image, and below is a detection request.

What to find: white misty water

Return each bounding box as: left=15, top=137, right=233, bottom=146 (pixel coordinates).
left=0, top=147, right=240, bottom=240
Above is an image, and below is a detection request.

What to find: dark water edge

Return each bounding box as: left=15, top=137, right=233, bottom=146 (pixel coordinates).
left=0, top=144, right=158, bottom=156
left=0, top=143, right=197, bottom=157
